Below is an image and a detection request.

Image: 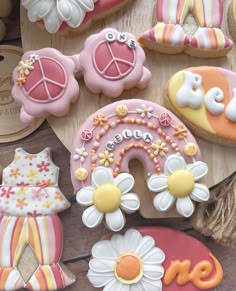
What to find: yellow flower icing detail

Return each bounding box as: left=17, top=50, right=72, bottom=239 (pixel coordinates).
left=168, top=170, right=194, bottom=198
left=93, top=184, right=122, bottom=213
left=26, top=169, right=38, bottom=181
left=184, top=143, right=198, bottom=156
left=99, top=151, right=114, bottom=167
left=43, top=200, right=53, bottom=208
left=17, top=60, right=34, bottom=76
left=74, top=168, right=88, bottom=181
left=17, top=187, right=27, bottom=195
left=151, top=139, right=168, bottom=157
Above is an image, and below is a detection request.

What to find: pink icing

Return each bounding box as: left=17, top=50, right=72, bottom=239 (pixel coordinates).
left=70, top=99, right=202, bottom=191
left=12, top=48, right=80, bottom=124
left=75, top=28, right=151, bottom=98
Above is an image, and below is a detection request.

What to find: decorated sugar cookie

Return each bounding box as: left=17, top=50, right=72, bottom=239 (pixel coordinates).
left=88, top=227, right=223, bottom=291
left=21, top=0, right=131, bottom=34
left=165, top=66, right=236, bottom=145
left=74, top=28, right=151, bottom=98
left=12, top=48, right=79, bottom=125
left=139, top=0, right=233, bottom=58
left=0, top=148, right=75, bottom=290
left=71, top=99, right=209, bottom=219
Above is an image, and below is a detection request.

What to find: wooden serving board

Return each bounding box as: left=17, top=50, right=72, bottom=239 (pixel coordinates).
left=20, top=0, right=236, bottom=218
left=0, top=45, right=44, bottom=142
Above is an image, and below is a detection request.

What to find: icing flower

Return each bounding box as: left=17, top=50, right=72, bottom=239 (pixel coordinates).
left=136, top=104, right=153, bottom=119
left=73, top=147, right=88, bottom=162
left=99, top=151, right=114, bottom=167
left=76, top=167, right=140, bottom=231
left=88, top=228, right=165, bottom=290
left=147, top=155, right=209, bottom=217
left=21, top=0, right=97, bottom=34
left=16, top=75, right=27, bottom=87
left=26, top=169, right=38, bottom=181
left=0, top=187, right=15, bottom=198
left=17, top=60, right=34, bottom=75
left=174, top=124, right=188, bottom=140
left=16, top=197, right=28, bottom=210
left=28, top=53, right=40, bottom=63
left=37, top=161, right=50, bottom=172
left=151, top=139, right=168, bottom=157
left=93, top=114, right=108, bottom=126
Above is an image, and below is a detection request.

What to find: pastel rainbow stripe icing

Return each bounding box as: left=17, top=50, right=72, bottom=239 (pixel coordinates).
left=139, top=0, right=233, bottom=55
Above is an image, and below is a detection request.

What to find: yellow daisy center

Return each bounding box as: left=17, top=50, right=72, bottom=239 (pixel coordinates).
left=167, top=170, right=194, bottom=198
left=93, top=184, right=121, bottom=213
left=115, top=254, right=143, bottom=284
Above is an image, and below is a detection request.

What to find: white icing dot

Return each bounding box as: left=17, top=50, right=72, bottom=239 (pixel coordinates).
left=171, top=143, right=177, bottom=148
left=106, top=141, right=115, bottom=151
left=91, top=156, right=97, bottom=161
left=122, top=129, right=132, bottom=139
left=127, top=39, right=137, bottom=49
left=114, top=134, right=123, bottom=144
left=93, top=142, right=100, bottom=148
left=117, top=33, right=127, bottom=43
left=106, top=32, right=115, bottom=42
left=111, top=122, right=117, bottom=128
left=143, top=132, right=153, bottom=143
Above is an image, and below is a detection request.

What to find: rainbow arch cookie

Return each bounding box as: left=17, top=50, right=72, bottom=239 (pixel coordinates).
left=165, top=66, right=236, bottom=145
left=71, top=99, right=209, bottom=226
left=87, top=227, right=223, bottom=291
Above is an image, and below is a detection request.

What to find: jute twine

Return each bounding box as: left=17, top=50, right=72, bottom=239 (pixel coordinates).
left=192, top=171, right=236, bottom=247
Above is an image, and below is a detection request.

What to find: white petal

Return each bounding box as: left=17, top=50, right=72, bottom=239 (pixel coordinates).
left=77, top=0, right=95, bottom=11
left=123, top=229, right=142, bottom=252
left=56, top=0, right=72, bottom=21
left=80, top=156, right=85, bottom=163
left=76, top=186, right=94, bottom=206
left=135, top=236, right=155, bottom=257
left=136, top=108, right=143, bottom=113
left=82, top=206, right=103, bottom=228
left=120, top=193, right=140, bottom=213
left=186, top=161, right=208, bottom=181
left=21, top=0, right=34, bottom=8
left=176, top=197, right=195, bottom=217
left=130, top=283, right=145, bottom=291
left=147, top=174, right=168, bottom=192
left=92, top=240, right=117, bottom=260
left=114, top=173, right=135, bottom=194
left=67, top=1, right=85, bottom=28
left=111, top=234, right=124, bottom=254
left=141, top=278, right=162, bottom=291
left=153, top=190, right=175, bottom=212
left=92, top=167, right=113, bottom=188
left=44, top=8, right=62, bottom=33
left=105, top=209, right=126, bottom=232
left=87, top=269, right=114, bottom=288
left=89, top=259, right=114, bottom=273
left=27, top=2, right=42, bottom=21
left=103, top=279, right=122, bottom=291
left=143, top=265, right=164, bottom=280
left=141, top=104, right=146, bottom=109
left=142, top=248, right=165, bottom=264
left=38, top=0, right=54, bottom=18
left=164, top=155, right=186, bottom=175
left=190, top=183, right=209, bottom=202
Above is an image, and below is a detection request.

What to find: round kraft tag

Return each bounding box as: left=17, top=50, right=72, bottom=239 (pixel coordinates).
left=0, top=45, right=44, bottom=142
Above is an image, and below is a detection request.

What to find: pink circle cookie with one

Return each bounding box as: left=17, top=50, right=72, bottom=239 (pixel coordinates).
left=12, top=48, right=79, bottom=125
left=74, top=28, right=151, bottom=97
left=71, top=99, right=209, bottom=220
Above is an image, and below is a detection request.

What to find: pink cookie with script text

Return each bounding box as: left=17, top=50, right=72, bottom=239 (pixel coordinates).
left=74, top=28, right=151, bottom=97
left=12, top=48, right=79, bottom=125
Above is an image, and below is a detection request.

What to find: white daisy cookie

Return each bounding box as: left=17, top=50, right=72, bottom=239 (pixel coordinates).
left=87, top=227, right=224, bottom=291
left=76, top=167, right=140, bottom=231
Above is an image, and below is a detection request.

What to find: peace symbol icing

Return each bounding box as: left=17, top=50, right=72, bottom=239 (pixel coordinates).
left=12, top=48, right=79, bottom=125
left=0, top=148, right=75, bottom=290
left=74, top=28, right=151, bottom=98
left=21, top=0, right=131, bottom=33
left=166, top=67, right=236, bottom=144
left=71, top=99, right=209, bottom=218
left=87, top=227, right=223, bottom=291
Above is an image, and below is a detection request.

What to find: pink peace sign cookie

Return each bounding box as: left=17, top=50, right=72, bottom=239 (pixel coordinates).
left=12, top=48, right=79, bottom=125
left=71, top=99, right=210, bottom=227
left=74, top=28, right=151, bottom=98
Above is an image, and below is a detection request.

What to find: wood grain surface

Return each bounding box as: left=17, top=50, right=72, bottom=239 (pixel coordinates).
left=0, top=0, right=235, bottom=290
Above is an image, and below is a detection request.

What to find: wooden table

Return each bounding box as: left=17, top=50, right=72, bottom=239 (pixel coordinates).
left=0, top=1, right=235, bottom=290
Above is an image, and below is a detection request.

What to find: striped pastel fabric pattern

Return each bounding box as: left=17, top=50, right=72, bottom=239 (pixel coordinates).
left=192, top=0, right=223, bottom=28
left=0, top=215, right=74, bottom=290
left=156, top=0, right=192, bottom=24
